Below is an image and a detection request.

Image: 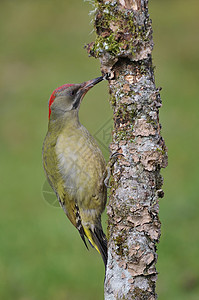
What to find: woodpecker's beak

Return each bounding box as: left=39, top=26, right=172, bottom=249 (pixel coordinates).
left=73, top=76, right=104, bottom=109
left=82, top=76, right=104, bottom=90
left=78, top=76, right=104, bottom=99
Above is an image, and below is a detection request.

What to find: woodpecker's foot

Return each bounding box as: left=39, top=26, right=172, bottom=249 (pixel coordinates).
left=104, top=152, right=124, bottom=188
left=110, top=151, right=124, bottom=163
left=104, top=168, right=111, bottom=188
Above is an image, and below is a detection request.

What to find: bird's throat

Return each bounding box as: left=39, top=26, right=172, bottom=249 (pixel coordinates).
left=48, top=109, right=81, bottom=135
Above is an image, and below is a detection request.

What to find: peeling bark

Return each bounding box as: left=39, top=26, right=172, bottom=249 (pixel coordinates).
left=86, top=0, right=167, bottom=299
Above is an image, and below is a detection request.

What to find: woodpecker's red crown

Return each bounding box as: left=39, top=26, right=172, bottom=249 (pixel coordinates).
left=48, top=76, right=104, bottom=120
left=48, top=84, right=74, bottom=119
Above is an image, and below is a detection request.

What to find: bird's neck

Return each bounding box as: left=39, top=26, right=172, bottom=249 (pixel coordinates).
left=48, top=110, right=81, bottom=134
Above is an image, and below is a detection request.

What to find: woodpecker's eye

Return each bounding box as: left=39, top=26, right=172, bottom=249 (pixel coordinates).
left=71, top=90, right=75, bottom=96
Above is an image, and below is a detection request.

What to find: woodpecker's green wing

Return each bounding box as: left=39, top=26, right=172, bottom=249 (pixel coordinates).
left=42, top=132, right=75, bottom=225
left=55, top=125, right=107, bottom=264
left=43, top=124, right=107, bottom=265
left=42, top=131, right=88, bottom=248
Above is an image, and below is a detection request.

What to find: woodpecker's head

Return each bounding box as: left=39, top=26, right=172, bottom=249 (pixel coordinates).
left=48, top=76, right=104, bottom=120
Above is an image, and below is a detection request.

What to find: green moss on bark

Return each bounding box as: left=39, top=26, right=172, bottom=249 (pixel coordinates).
left=89, top=1, right=152, bottom=58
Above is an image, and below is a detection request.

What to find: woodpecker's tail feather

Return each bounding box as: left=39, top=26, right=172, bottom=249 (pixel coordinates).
left=78, top=226, right=89, bottom=250
left=82, top=225, right=107, bottom=267
left=74, top=204, right=89, bottom=250
left=91, top=227, right=108, bottom=267
left=75, top=203, right=107, bottom=266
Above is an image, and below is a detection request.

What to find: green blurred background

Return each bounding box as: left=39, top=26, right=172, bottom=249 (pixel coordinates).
left=0, top=0, right=199, bottom=299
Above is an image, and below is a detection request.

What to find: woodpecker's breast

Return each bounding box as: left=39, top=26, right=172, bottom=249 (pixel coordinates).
left=55, top=124, right=106, bottom=205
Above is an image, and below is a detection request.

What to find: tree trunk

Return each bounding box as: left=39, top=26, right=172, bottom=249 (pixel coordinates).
left=86, top=0, right=168, bottom=299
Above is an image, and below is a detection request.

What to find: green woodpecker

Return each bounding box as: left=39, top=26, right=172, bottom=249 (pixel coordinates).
left=42, top=76, right=107, bottom=266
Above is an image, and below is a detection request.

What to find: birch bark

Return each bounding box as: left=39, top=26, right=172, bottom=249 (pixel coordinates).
left=87, top=0, right=168, bottom=298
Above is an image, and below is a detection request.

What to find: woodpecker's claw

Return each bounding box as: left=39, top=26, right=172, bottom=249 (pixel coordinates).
left=104, top=152, right=124, bottom=188
left=110, top=152, right=124, bottom=161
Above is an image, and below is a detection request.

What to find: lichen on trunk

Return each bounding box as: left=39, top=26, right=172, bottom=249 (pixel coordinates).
left=86, top=0, right=168, bottom=299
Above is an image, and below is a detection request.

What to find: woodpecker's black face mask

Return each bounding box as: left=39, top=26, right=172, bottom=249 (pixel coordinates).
left=48, top=76, right=104, bottom=118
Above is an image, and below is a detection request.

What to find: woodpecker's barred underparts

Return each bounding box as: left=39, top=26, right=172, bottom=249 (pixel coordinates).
left=42, top=76, right=108, bottom=266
